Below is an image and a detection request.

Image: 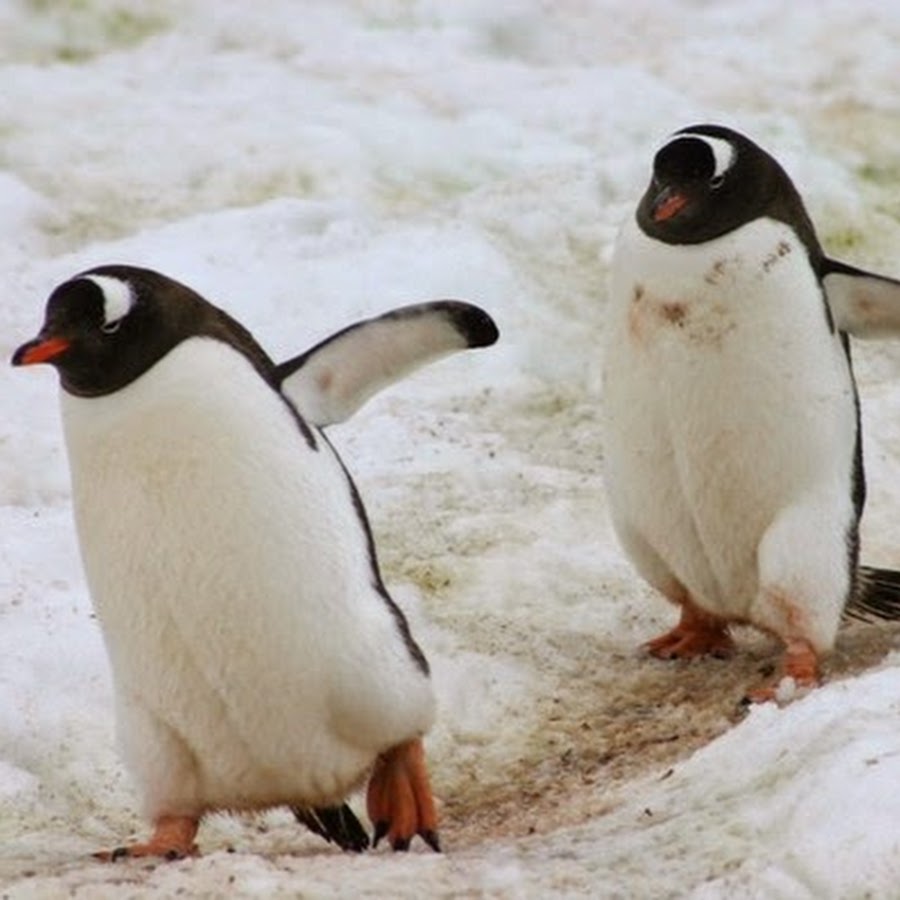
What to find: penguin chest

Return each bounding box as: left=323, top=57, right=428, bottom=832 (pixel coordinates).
left=603, top=218, right=857, bottom=609
left=60, top=339, right=433, bottom=810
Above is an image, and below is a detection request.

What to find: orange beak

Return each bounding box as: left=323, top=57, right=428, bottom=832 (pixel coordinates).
left=11, top=335, right=71, bottom=366
left=652, top=187, right=689, bottom=223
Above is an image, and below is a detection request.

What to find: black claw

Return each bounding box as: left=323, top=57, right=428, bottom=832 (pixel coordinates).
left=110, top=846, right=130, bottom=862
left=329, top=804, right=370, bottom=853
left=421, top=830, right=442, bottom=853
left=391, top=837, right=411, bottom=852
left=292, top=804, right=370, bottom=853
left=164, top=848, right=184, bottom=861
left=372, top=820, right=389, bottom=848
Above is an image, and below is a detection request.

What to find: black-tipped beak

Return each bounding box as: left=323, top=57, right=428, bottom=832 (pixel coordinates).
left=651, top=185, right=689, bottom=222
left=11, top=335, right=71, bottom=367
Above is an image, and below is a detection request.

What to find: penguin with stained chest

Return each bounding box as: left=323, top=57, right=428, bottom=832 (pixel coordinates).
left=603, top=124, right=900, bottom=701
left=12, top=264, right=498, bottom=859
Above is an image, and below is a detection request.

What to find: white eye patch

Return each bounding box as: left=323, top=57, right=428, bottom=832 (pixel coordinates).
left=82, top=274, right=134, bottom=329
left=675, top=133, right=736, bottom=179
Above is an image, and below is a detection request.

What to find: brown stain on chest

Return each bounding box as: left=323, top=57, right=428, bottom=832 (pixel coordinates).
left=704, top=258, right=730, bottom=285
left=627, top=282, right=647, bottom=342
left=762, top=240, right=792, bottom=273
left=659, top=302, right=687, bottom=326
left=627, top=282, right=735, bottom=349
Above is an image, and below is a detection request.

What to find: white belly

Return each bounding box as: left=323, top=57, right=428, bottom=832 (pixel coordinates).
left=61, top=339, right=434, bottom=818
left=603, top=217, right=858, bottom=622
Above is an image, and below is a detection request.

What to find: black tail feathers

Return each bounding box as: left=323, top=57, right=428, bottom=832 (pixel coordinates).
left=846, top=566, right=900, bottom=623
left=292, top=803, right=370, bottom=853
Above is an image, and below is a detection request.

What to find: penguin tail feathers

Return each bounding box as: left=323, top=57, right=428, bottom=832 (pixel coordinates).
left=292, top=803, right=370, bottom=852
left=846, top=566, right=900, bottom=623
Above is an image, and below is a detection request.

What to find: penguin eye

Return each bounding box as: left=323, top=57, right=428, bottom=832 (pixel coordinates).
left=709, top=174, right=725, bottom=190
left=101, top=319, right=122, bottom=335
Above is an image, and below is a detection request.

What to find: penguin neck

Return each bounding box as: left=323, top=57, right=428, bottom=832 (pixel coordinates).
left=623, top=215, right=815, bottom=294
left=61, top=337, right=269, bottom=453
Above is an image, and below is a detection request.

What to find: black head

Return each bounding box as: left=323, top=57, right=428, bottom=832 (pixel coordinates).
left=636, top=124, right=822, bottom=259
left=11, top=265, right=275, bottom=396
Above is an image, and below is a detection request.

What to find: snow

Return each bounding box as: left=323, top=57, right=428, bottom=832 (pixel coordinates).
left=2, top=0, right=900, bottom=896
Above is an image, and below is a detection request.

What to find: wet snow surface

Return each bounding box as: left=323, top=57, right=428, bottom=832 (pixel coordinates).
left=2, top=2, right=900, bottom=897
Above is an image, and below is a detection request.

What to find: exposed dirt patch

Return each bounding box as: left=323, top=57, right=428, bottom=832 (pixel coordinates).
left=359, top=386, right=900, bottom=852
left=436, top=616, right=900, bottom=850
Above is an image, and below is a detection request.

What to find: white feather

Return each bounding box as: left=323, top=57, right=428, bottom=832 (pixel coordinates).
left=603, top=216, right=858, bottom=652
left=61, top=338, right=434, bottom=820
left=675, top=133, right=735, bottom=179
left=82, top=274, right=133, bottom=329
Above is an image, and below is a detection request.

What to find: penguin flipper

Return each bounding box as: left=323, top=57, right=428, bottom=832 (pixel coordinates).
left=845, top=566, right=900, bottom=622
left=276, top=301, right=498, bottom=426
left=292, top=803, right=370, bottom=853
left=823, top=260, right=900, bottom=339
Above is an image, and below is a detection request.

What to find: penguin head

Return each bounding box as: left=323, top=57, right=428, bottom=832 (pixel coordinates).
left=636, top=124, right=819, bottom=254
left=12, top=265, right=273, bottom=396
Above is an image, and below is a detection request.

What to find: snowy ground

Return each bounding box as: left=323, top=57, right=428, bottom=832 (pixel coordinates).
left=2, top=1, right=900, bottom=897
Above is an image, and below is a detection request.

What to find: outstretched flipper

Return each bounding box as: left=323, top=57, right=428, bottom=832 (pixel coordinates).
left=292, top=803, right=370, bottom=853
left=823, top=259, right=900, bottom=339
left=277, top=301, right=499, bottom=426
left=845, top=565, right=900, bottom=623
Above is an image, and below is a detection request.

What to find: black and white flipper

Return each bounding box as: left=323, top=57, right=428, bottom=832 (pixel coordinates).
left=823, top=260, right=900, bottom=339
left=277, top=301, right=499, bottom=426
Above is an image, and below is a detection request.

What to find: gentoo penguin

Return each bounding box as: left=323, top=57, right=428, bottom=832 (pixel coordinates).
left=603, top=124, right=900, bottom=701
left=12, top=264, right=498, bottom=859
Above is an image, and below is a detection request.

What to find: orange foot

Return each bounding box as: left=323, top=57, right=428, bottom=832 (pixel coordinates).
left=367, top=738, right=440, bottom=852
left=744, top=638, right=820, bottom=704
left=94, top=815, right=200, bottom=862
left=644, top=601, right=735, bottom=660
